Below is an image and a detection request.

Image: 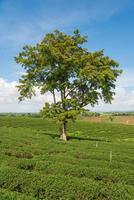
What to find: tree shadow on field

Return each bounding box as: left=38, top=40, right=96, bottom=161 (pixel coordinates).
left=44, top=132, right=108, bottom=142
left=67, top=135, right=108, bottom=142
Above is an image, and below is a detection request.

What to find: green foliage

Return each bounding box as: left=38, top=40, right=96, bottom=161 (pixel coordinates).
left=0, top=116, right=134, bottom=199
left=110, top=112, right=134, bottom=116
left=15, top=30, right=122, bottom=130
left=109, top=115, right=115, bottom=122
left=40, top=100, right=82, bottom=123
left=82, top=110, right=100, bottom=117
left=0, top=189, right=35, bottom=200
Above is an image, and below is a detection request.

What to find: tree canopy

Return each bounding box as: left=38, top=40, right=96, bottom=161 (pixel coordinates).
left=15, top=30, right=122, bottom=140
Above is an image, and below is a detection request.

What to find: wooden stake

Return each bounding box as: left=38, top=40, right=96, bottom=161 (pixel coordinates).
left=110, top=151, right=112, bottom=162
left=96, top=141, right=98, bottom=148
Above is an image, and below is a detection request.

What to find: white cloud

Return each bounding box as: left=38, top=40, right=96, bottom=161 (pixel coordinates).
left=1, top=69, right=134, bottom=113
left=89, top=86, right=134, bottom=112
left=0, top=78, right=53, bottom=112
left=87, top=70, right=134, bottom=112
left=116, top=69, right=134, bottom=88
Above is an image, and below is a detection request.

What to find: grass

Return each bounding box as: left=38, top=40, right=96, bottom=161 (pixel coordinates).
left=0, top=116, right=134, bottom=199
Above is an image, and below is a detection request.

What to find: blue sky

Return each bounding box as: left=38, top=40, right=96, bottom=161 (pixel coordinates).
left=0, top=0, right=134, bottom=112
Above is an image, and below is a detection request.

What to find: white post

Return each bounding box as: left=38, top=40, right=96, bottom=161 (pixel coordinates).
left=96, top=141, right=98, bottom=148
left=110, top=151, right=112, bottom=162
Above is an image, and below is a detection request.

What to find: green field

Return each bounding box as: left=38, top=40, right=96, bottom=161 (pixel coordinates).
left=0, top=116, right=134, bottom=200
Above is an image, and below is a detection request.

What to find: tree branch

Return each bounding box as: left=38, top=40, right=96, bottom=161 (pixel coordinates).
left=52, top=89, right=56, bottom=104
left=65, top=86, right=77, bottom=98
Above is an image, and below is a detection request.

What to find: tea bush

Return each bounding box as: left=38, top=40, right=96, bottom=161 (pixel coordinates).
left=0, top=116, right=134, bottom=199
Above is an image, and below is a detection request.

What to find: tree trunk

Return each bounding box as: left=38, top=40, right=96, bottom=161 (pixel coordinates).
left=60, top=121, right=67, bottom=141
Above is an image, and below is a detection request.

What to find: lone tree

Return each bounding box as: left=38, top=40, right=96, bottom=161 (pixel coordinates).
left=15, top=30, right=122, bottom=141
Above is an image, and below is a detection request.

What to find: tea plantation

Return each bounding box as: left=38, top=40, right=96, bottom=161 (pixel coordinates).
left=0, top=116, right=134, bottom=200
